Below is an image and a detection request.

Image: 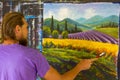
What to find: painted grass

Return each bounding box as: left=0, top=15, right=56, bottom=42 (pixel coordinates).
left=95, top=28, right=118, bottom=39
left=42, top=48, right=117, bottom=80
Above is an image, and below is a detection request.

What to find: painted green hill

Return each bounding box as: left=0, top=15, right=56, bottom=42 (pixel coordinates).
left=43, top=18, right=91, bottom=32
left=43, top=18, right=80, bottom=32
left=43, top=18, right=59, bottom=29
left=59, top=20, right=77, bottom=32
left=95, top=28, right=118, bottom=39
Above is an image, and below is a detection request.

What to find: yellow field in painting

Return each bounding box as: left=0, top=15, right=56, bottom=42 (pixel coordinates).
left=43, top=38, right=118, bottom=56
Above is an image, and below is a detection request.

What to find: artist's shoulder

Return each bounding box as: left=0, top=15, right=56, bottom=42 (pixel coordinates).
left=19, top=45, right=41, bottom=54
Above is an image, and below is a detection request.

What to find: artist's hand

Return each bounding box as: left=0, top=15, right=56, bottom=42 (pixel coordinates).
left=78, top=58, right=97, bottom=71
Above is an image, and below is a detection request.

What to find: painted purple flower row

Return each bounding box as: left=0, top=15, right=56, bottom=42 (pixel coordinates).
left=68, top=30, right=118, bottom=44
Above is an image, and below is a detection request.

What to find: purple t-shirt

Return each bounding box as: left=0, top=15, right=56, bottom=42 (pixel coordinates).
left=0, top=44, right=50, bottom=80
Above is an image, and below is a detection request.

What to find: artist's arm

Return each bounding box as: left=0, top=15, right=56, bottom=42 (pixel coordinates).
left=44, top=59, right=97, bottom=80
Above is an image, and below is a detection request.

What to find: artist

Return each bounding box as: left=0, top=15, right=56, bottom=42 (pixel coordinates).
left=0, top=12, right=97, bottom=80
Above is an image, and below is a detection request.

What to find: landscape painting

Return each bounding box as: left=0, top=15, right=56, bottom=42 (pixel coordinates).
left=43, top=3, right=119, bottom=80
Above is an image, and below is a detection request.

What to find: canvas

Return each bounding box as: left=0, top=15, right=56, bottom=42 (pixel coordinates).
left=43, top=2, right=119, bottom=80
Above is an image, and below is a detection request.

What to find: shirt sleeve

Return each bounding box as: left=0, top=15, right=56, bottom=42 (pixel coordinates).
left=34, top=51, right=50, bottom=78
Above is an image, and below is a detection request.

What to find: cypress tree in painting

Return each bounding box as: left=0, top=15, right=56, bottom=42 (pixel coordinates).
left=65, top=20, right=68, bottom=31
left=75, top=24, right=77, bottom=32
left=57, top=23, right=60, bottom=33
left=51, top=16, right=54, bottom=32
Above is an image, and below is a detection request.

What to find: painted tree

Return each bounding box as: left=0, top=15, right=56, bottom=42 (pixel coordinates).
left=57, top=23, right=60, bottom=33
left=61, top=31, right=68, bottom=39
left=43, top=26, right=51, bottom=38
left=74, top=24, right=77, bottom=32
left=65, top=20, right=68, bottom=31
left=51, top=15, right=54, bottom=32
left=52, top=30, right=59, bottom=39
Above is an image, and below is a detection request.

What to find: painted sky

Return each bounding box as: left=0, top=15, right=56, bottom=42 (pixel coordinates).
left=43, top=2, right=120, bottom=21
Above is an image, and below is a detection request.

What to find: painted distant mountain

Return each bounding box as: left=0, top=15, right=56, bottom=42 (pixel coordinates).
left=60, top=18, right=91, bottom=30
left=75, top=18, right=86, bottom=23
left=82, top=15, right=104, bottom=24
left=85, top=15, right=119, bottom=27
left=43, top=15, right=119, bottom=31
left=102, top=15, right=119, bottom=23
left=75, top=15, right=119, bottom=28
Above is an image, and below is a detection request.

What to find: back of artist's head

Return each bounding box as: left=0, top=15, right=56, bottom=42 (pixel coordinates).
left=1, top=12, right=28, bottom=46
